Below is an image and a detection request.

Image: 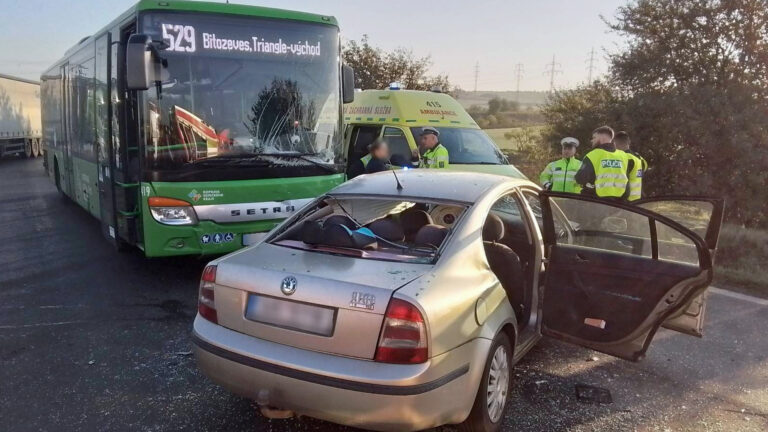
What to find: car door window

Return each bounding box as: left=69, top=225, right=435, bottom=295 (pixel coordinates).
left=635, top=198, right=724, bottom=251
left=382, top=127, right=412, bottom=164
left=548, top=196, right=653, bottom=258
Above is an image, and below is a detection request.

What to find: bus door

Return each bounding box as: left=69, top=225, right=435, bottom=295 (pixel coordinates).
left=110, top=23, right=142, bottom=247
left=95, top=33, right=120, bottom=245
left=58, top=63, right=74, bottom=197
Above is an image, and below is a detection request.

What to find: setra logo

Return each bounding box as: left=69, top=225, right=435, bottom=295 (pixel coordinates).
left=188, top=189, right=202, bottom=202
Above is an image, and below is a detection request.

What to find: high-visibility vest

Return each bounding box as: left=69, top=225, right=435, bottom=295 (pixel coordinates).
left=584, top=148, right=629, bottom=198
left=360, top=154, right=372, bottom=168
left=422, top=144, right=450, bottom=169
left=625, top=152, right=647, bottom=201
left=540, top=157, right=582, bottom=193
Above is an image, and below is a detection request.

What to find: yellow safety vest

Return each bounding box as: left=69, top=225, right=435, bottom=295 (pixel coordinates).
left=625, top=152, right=647, bottom=201
left=540, top=157, right=582, bottom=193
left=584, top=148, right=629, bottom=198
left=422, top=144, right=450, bottom=169
left=360, top=154, right=372, bottom=168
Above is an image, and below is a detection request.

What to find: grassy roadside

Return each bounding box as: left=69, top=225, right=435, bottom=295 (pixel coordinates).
left=713, top=224, right=768, bottom=299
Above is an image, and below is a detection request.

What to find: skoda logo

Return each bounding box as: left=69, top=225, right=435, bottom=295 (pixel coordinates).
left=280, top=276, right=297, bottom=296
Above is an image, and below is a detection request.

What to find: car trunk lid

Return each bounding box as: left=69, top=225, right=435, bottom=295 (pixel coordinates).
left=212, top=243, right=430, bottom=359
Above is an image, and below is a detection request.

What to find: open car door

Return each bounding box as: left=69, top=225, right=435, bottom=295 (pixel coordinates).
left=539, top=192, right=720, bottom=361
left=634, top=197, right=724, bottom=337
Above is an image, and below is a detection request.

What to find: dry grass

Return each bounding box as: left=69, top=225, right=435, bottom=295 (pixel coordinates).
left=714, top=224, right=768, bottom=298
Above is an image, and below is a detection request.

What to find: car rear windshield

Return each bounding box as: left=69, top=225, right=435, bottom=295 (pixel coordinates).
left=269, top=196, right=466, bottom=264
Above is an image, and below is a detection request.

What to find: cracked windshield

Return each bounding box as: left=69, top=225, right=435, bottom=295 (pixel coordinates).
left=142, top=13, right=341, bottom=178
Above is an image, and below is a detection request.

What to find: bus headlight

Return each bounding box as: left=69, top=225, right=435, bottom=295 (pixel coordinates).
left=148, top=197, right=199, bottom=226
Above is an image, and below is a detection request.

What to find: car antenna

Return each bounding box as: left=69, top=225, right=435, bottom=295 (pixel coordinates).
left=390, top=164, right=404, bottom=190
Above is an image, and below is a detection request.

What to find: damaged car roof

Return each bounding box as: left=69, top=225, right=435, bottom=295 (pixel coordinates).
left=330, top=169, right=529, bottom=203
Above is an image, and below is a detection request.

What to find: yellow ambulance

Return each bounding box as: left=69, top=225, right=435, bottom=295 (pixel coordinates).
left=343, top=85, right=526, bottom=179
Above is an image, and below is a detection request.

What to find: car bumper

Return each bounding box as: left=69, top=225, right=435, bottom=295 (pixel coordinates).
left=192, top=315, right=491, bottom=431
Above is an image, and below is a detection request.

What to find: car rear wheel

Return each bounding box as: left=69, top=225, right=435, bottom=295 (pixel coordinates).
left=458, top=332, right=512, bottom=432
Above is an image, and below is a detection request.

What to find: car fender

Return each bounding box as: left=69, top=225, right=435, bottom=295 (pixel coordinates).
left=477, top=282, right=518, bottom=346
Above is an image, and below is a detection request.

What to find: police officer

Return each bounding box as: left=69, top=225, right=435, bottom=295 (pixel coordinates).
left=418, top=127, right=450, bottom=169
left=574, top=125, right=630, bottom=200
left=540, top=137, right=582, bottom=193
left=614, top=131, right=647, bottom=201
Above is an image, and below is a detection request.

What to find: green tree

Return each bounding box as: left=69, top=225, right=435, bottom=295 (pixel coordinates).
left=342, top=35, right=452, bottom=93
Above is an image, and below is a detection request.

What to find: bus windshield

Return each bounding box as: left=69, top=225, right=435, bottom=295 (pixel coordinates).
left=141, top=12, right=341, bottom=180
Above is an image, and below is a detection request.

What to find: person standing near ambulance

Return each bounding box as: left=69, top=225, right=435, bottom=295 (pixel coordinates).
left=540, top=137, right=582, bottom=193
left=614, top=131, right=647, bottom=201
left=574, top=126, right=630, bottom=200
left=418, top=127, right=450, bottom=169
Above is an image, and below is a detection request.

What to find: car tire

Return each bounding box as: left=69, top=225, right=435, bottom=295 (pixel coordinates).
left=24, top=139, right=33, bottom=158
left=458, top=332, right=513, bottom=432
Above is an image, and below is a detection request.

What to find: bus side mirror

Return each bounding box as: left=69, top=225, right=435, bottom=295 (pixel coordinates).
left=126, top=34, right=168, bottom=91
left=342, top=65, right=355, bottom=104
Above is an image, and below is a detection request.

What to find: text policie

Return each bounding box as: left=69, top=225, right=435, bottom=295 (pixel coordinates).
left=201, top=33, right=321, bottom=56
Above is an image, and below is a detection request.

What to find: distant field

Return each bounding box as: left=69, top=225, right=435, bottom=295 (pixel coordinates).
left=456, top=90, right=549, bottom=110
left=484, top=126, right=545, bottom=150
left=484, top=128, right=520, bottom=149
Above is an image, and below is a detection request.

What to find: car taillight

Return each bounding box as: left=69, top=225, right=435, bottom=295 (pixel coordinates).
left=198, top=265, right=217, bottom=324
left=374, top=298, right=428, bottom=364
left=148, top=196, right=198, bottom=226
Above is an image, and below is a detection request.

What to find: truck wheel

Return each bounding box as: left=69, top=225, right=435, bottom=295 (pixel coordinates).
left=32, top=139, right=40, bottom=157
left=458, top=332, right=512, bottom=432
left=24, top=139, right=33, bottom=158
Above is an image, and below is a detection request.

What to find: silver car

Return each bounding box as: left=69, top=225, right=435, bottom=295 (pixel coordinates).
left=192, top=170, right=723, bottom=431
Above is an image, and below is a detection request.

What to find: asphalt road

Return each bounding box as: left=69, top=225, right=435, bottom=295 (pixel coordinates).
left=1, top=157, right=767, bottom=432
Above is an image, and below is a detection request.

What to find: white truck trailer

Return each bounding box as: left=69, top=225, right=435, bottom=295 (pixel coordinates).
left=0, top=73, right=42, bottom=158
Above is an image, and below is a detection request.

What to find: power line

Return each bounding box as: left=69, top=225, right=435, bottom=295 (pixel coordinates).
left=514, top=63, right=524, bottom=99
left=473, top=61, right=479, bottom=92
left=586, top=47, right=597, bottom=84
left=543, top=54, right=563, bottom=93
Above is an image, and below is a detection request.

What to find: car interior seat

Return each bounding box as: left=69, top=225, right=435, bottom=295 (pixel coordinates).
left=413, top=224, right=448, bottom=248
left=400, top=208, right=433, bottom=241
left=483, top=214, right=525, bottom=323
left=324, top=214, right=357, bottom=230
left=367, top=217, right=405, bottom=242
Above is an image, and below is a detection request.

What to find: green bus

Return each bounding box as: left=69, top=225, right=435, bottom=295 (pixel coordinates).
left=41, top=0, right=354, bottom=257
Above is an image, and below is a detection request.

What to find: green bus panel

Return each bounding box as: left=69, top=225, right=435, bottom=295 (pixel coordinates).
left=140, top=174, right=344, bottom=257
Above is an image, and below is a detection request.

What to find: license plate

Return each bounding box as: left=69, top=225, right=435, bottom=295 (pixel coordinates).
left=242, top=232, right=268, bottom=246
left=245, top=294, right=336, bottom=337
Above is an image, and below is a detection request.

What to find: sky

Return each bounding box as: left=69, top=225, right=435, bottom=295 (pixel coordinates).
left=0, top=0, right=627, bottom=91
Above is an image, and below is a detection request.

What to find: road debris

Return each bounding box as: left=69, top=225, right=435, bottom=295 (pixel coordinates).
left=574, top=384, right=613, bottom=404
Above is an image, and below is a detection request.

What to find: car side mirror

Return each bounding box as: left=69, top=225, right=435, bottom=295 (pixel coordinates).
left=126, top=34, right=168, bottom=91
left=601, top=216, right=628, bottom=233
left=342, top=65, right=355, bottom=104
